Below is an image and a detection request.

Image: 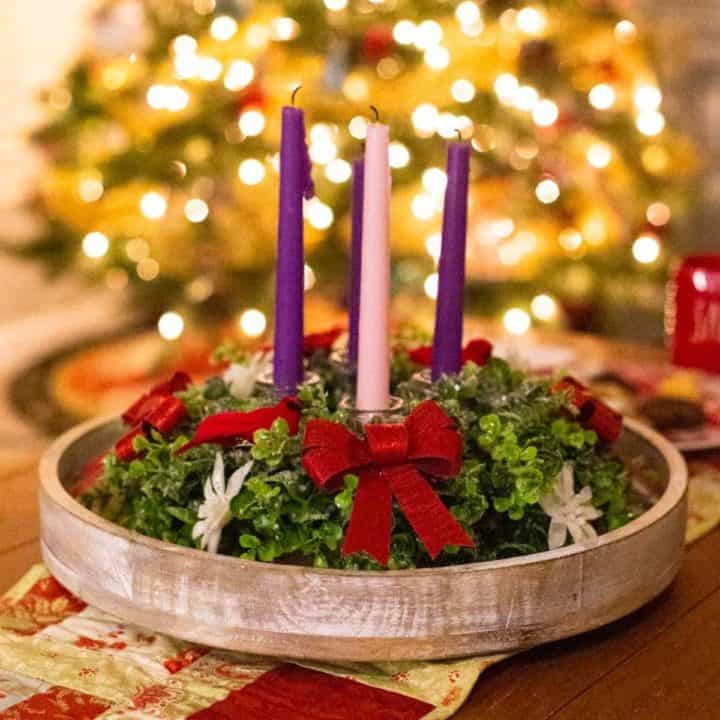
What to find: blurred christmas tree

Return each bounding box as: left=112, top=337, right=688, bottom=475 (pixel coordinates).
left=22, top=0, right=697, bottom=340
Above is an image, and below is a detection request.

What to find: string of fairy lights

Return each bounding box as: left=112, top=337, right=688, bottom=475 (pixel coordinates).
left=50, top=0, right=684, bottom=343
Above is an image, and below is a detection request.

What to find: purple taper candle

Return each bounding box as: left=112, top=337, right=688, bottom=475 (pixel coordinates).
left=273, top=97, right=314, bottom=395
left=431, top=140, right=470, bottom=381
left=348, top=156, right=364, bottom=366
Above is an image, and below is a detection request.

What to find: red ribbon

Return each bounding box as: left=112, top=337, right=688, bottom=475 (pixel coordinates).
left=178, top=397, right=302, bottom=453
left=303, top=400, right=474, bottom=566
left=115, top=372, right=191, bottom=462
left=408, top=338, right=493, bottom=369
left=553, top=376, right=623, bottom=443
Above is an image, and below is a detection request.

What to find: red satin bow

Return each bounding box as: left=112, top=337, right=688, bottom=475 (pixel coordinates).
left=115, top=372, right=191, bottom=462
left=178, top=397, right=301, bottom=453
left=303, top=400, right=474, bottom=566
left=408, top=338, right=493, bottom=369
left=553, top=376, right=623, bottom=443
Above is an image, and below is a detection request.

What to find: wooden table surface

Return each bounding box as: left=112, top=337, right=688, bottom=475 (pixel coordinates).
left=1, top=331, right=718, bottom=719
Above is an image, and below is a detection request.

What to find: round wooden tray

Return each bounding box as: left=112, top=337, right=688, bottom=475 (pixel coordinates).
left=40, top=416, right=687, bottom=661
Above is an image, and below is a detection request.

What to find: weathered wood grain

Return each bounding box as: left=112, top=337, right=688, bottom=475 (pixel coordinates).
left=39, top=416, right=687, bottom=662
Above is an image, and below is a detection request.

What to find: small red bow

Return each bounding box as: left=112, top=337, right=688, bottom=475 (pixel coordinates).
left=303, top=400, right=474, bottom=566
left=178, top=397, right=301, bottom=453
left=553, top=376, right=623, bottom=443
left=115, top=372, right=191, bottom=462
left=408, top=338, right=493, bottom=369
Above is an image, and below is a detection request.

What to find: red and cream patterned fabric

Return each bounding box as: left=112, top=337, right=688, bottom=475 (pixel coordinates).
left=0, top=566, right=500, bottom=719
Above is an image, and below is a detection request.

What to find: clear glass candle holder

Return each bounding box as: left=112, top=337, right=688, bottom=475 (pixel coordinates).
left=338, top=395, right=405, bottom=431
left=256, top=368, right=320, bottom=398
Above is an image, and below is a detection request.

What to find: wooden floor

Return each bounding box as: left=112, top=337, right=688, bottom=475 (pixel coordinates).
left=1, top=460, right=719, bottom=718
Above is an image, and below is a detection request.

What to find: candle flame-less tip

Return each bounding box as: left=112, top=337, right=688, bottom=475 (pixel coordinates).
left=291, top=85, right=302, bottom=106
left=455, top=128, right=462, bottom=141
left=369, top=104, right=380, bottom=122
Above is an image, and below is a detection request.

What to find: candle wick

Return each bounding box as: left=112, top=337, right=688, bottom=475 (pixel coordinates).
left=369, top=105, right=380, bottom=123
left=455, top=128, right=462, bottom=141
left=291, top=85, right=302, bottom=106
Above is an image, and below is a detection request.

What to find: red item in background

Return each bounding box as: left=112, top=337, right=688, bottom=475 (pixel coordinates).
left=669, top=254, right=720, bottom=375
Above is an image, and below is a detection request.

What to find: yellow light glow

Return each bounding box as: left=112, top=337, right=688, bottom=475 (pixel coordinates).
left=377, top=57, right=401, bottom=79
left=137, top=258, right=160, bottom=281
left=174, top=53, right=200, bottom=79
left=414, top=20, right=442, bottom=50
left=516, top=7, right=546, bottom=35
left=412, top=194, right=435, bottom=220
left=536, top=178, right=560, bottom=204
left=325, top=0, right=348, bottom=9
left=412, top=103, right=439, bottom=135
left=82, top=231, right=109, bottom=259
left=422, top=167, right=447, bottom=195
left=309, top=123, right=338, bottom=165
left=125, top=237, right=149, bottom=261
left=494, top=73, right=519, bottom=105
left=173, top=35, right=197, bottom=55
left=304, top=263, right=316, bottom=291
left=389, top=141, right=411, bottom=168
left=158, top=311, right=185, bottom=340
left=587, top=142, right=612, bottom=168
left=491, top=218, right=515, bottom=239
left=246, top=23, right=270, bottom=49
left=239, top=109, right=265, bottom=136
left=210, top=15, right=237, bottom=41
left=514, top=85, right=539, bottom=112
left=197, top=56, right=223, bottom=81
left=271, top=17, right=300, bottom=41
left=393, top=20, right=416, bottom=45
left=239, top=309, right=266, bottom=337
left=615, top=20, right=637, bottom=43
left=342, top=74, right=369, bottom=102
left=238, top=159, right=266, bottom=185
left=504, top=308, right=531, bottom=335
left=305, top=198, right=334, bottom=230
left=589, top=83, right=616, bottom=110
left=558, top=228, right=583, bottom=252
left=437, top=112, right=460, bottom=138
left=531, top=294, right=557, bottom=321
left=451, top=79, right=476, bottom=103
left=78, top=175, right=104, bottom=203
left=147, top=84, right=189, bottom=112
left=424, top=273, right=439, bottom=299
left=633, top=234, right=661, bottom=264
left=424, top=45, right=450, bottom=70
left=532, top=99, right=559, bottom=127
left=193, top=0, right=215, bottom=14
left=325, top=158, right=352, bottom=183
left=636, top=110, right=665, bottom=136
left=642, top=144, right=670, bottom=174
left=634, top=85, right=662, bottom=111
left=425, top=232, right=442, bottom=262
left=455, top=1, right=481, bottom=25
left=224, top=60, right=254, bottom=90
left=140, top=192, right=168, bottom=219
left=349, top=115, right=368, bottom=139
left=647, top=202, right=671, bottom=226
left=184, top=198, right=209, bottom=223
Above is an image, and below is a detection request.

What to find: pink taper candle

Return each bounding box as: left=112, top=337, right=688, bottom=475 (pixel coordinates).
left=356, top=122, right=391, bottom=411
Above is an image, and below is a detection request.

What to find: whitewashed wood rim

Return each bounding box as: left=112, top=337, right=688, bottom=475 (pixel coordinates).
left=39, top=415, right=688, bottom=660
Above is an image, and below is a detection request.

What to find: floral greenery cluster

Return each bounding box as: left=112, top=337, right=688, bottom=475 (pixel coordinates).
left=82, top=343, right=639, bottom=570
